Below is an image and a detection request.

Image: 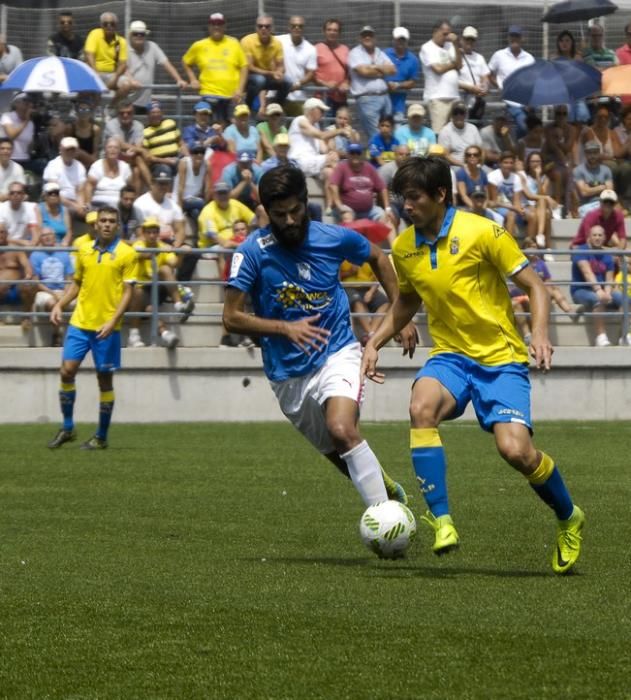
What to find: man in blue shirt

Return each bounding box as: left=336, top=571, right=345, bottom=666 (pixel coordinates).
left=181, top=101, right=225, bottom=152
left=221, top=152, right=263, bottom=210
left=394, top=103, right=436, bottom=156
left=384, top=27, right=421, bottom=123
left=223, top=165, right=417, bottom=514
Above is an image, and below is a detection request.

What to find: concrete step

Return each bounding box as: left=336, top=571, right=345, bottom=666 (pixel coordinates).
left=551, top=218, right=579, bottom=243
left=194, top=257, right=222, bottom=279
left=0, top=323, right=30, bottom=347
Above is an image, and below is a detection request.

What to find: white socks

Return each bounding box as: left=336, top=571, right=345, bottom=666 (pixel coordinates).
left=340, top=440, right=388, bottom=506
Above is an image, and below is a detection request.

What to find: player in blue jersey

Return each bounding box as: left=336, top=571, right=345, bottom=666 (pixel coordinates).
left=223, top=165, right=417, bottom=509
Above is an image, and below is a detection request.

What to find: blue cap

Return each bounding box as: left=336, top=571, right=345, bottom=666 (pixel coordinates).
left=238, top=151, right=252, bottom=162
left=347, top=143, right=363, bottom=154
left=146, top=100, right=161, bottom=112
left=194, top=101, right=211, bottom=112
left=508, top=25, right=523, bottom=35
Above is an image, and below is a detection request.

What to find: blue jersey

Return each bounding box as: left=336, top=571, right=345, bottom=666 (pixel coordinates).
left=227, top=221, right=371, bottom=382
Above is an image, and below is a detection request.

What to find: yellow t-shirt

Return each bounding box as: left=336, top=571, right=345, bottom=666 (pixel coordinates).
left=240, top=33, right=283, bottom=71
left=392, top=208, right=529, bottom=366
left=340, top=260, right=376, bottom=284
left=133, top=239, right=177, bottom=283
left=198, top=200, right=255, bottom=247
left=183, top=36, right=247, bottom=97
left=84, top=29, right=128, bottom=73
left=615, top=270, right=631, bottom=296
left=70, top=238, right=137, bottom=331
left=142, top=119, right=181, bottom=159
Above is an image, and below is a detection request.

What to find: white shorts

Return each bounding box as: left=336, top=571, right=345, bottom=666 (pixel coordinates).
left=34, top=291, right=56, bottom=310
left=271, top=342, right=364, bottom=454
left=295, top=154, right=327, bottom=178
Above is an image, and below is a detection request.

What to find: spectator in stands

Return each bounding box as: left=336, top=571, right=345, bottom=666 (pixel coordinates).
left=325, top=106, right=360, bottom=159
left=198, top=181, right=256, bottom=251
left=456, top=145, right=488, bottom=208
left=518, top=151, right=558, bottom=251
left=39, top=182, right=72, bottom=246
left=394, top=103, right=436, bottom=156
left=438, top=101, right=482, bottom=167
left=141, top=100, right=182, bottom=172
left=84, top=13, right=129, bottom=100
left=0, top=138, right=25, bottom=201
left=573, top=140, right=614, bottom=217
left=0, top=182, right=41, bottom=246
left=124, top=20, right=187, bottom=115
left=458, top=26, right=490, bottom=119
left=86, top=137, right=133, bottom=208
left=613, top=105, right=631, bottom=210
left=241, top=16, right=291, bottom=116
left=117, top=185, right=141, bottom=240
left=182, top=13, right=248, bottom=126
left=517, top=115, right=546, bottom=164
left=43, top=136, right=88, bottom=220
left=582, top=23, right=618, bottom=71
left=349, top=26, right=396, bottom=140
left=128, top=218, right=194, bottom=349
left=278, top=16, right=317, bottom=117
left=67, top=101, right=101, bottom=169
left=480, top=112, right=515, bottom=169
left=0, top=34, right=23, bottom=84
left=570, top=224, right=626, bottom=346
left=488, top=26, right=535, bottom=139
left=487, top=150, right=524, bottom=236
left=29, top=114, right=66, bottom=176
left=378, top=143, right=411, bottom=192
left=384, top=27, right=420, bottom=124
left=31, top=227, right=74, bottom=346
left=182, top=102, right=225, bottom=153
left=616, top=21, right=631, bottom=69
left=0, top=221, right=34, bottom=331
left=571, top=189, right=626, bottom=249
left=220, top=152, right=263, bottom=211
left=261, top=133, right=295, bottom=172
left=542, top=105, right=578, bottom=212
left=368, top=115, right=399, bottom=167
left=175, top=141, right=207, bottom=280
left=314, top=19, right=350, bottom=114
left=420, top=20, right=462, bottom=134
left=224, top=104, right=262, bottom=162
left=47, top=11, right=84, bottom=60
left=554, top=30, right=590, bottom=124
left=257, top=103, right=287, bottom=159
left=469, top=183, right=504, bottom=224
left=102, top=102, right=149, bottom=192
left=0, top=94, right=35, bottom=170
left=134, top=165, right=186, bottom=245
left=330, top=143, right=389, bottom=221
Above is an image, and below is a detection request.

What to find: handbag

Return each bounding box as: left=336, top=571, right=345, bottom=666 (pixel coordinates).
left=462, top=53, right=486, bottom=120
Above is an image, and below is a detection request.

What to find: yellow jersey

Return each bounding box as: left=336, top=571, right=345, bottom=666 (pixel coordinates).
left=240, top=33, right=283, bottom=71
left=615, top=270, right=631, bottom=296
left=71, top=238, right=137, bottom=331
left=198, top=200, right=255, bottom=247
left=182, top=36, right=247, bottom=97
left=392, top=207, right=529, bottom=366
left=84, top=29, right=128, bottom=73
left=142, top=119, right=181, bottom=159
left=340, top=260, right=375, bottom=284
left=133, top=239, right=177, bottom=283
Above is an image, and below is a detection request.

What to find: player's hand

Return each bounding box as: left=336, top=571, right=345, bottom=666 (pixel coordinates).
left=396, top=321, right=418, bottom=358
left=361, top=342, right=384, bottom=384
left=190, top=78, right=200, bottom=90
left=96, top=319, right=116, bottom=339
left=529, top=330, right=553, bottom=371
left=285, top=314, right=330, bottom=354
left=50, top=303, right=63, bottom=326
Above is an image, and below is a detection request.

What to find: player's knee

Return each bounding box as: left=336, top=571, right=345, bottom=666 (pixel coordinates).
left=496, top=434, right=532, bottom=469
left=409, top=398, right=440, bottom=428
left=327, top=419, right=360, bottom=452
left=59, top=365, right=76, bottom=383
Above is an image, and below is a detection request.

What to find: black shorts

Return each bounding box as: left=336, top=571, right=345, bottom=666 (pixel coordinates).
left=345, top=287, right=388, bottom=313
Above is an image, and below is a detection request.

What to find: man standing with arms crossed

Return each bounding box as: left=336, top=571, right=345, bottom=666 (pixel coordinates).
left=48, top=206, right=137, bottom=450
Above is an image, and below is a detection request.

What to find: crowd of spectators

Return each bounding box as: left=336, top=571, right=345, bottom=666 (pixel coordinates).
left=1, top=11, right=631, bottom=347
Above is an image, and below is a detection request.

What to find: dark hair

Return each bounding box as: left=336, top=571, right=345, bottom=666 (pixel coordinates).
left=525, top=150, right=543, bottom=172
left=392, top=156, right=453, bottom=206
left=625, top=21, right=631, bottom=34
left=621, top=104, right=631, bottom=120
left=556, top=30, right=577, bottom=57
left=499, top=150, right=516, bottom=161
left=120, top=184, right=136, bottom=196
left=432, top=19, right=451, bottom=32
left=379, top=114, right=394, bottom=126
left=322, top=18, right=341, bottom=31
left=258, top=166, right=308, bottom=211
left=525, top=115, right=543, bottom=131
left=97, top=205, right=119, bottom=220
left=0, top=137, right=12, bottom=147
left=59, top=10, right=73, bottom=17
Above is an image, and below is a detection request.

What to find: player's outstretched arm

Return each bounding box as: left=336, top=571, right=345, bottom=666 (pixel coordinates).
left=223, top=287, right=331, bottom=354
left=512, top=265, right=554, bottom=371
left=361, top=290, right=422, bottom=383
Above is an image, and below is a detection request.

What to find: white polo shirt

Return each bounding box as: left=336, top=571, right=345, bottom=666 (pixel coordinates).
left=278, top=35, right=317, bottom=102
left=488, top=46, right=535, bottom=106
left=420, top=40, right=460, bottom=101
left=42, top=156, right=87, bottom=201
left=135, top=191, right=184, bottom=241
left=458, top=50, right=490, bottom=105
left=348, top=45, right=393, bottom=96
left=0, top=200, right=38, bottom=241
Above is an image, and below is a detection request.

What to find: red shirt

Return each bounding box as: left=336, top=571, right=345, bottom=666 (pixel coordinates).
left=571, top=206, right=626, bottom=247
left=615, top=44, right=631, bottom=65
left=315, top=42, right=349, bottom=86
left=330, top=160, right=385, bottom=213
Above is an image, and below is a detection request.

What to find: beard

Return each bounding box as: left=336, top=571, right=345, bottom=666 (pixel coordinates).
left=270, top=210, right=310, bottom=249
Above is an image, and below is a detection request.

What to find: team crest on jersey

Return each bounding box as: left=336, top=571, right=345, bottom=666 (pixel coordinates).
left=257, top=234, right=275, bottom=249
left=449, top=237, right=460, bottom=255
left=297, top=262, right=311, bottom=281
left=493, top=225, right=505, bottom=239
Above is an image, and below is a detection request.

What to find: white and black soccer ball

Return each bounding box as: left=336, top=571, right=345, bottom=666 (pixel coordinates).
left=359, top=500, right=417, bottom=559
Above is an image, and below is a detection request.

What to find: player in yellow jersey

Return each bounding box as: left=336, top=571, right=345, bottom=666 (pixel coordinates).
left=361, top=156, right=585, bottom=574
left=48, top=206, right=137, bottom=450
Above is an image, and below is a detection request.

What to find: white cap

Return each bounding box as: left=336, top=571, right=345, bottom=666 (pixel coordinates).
left=129, top=20, right=149, bottom=34
left=407, top=103, right=426, bottom=117
left=43, top=181, right=61, bottom=193
left=392, top=26, right=410, bottom=40
left=303, top=97, right=329, bottom=112
left=60, top=136, right=79, bottom=149
left=462, top=26, right=478, bottom=39
left=600, top=189, right=618, bottom=202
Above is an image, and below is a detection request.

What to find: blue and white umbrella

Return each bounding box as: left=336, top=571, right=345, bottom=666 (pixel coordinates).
left=0, top=56, right=107, bottom=94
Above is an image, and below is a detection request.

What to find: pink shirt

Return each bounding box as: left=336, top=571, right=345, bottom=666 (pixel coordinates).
left=315, top=42, right=349, bottom=86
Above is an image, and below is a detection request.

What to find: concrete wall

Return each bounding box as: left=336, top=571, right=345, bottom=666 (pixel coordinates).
left=2, top=347, right=630, bottom=423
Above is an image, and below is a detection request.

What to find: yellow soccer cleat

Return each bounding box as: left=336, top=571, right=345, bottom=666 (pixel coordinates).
left=552, top=505, right=585, bottom=575
left=421, top=511, right=460, bottom=556
left=381, top=467, right=408, bottom=506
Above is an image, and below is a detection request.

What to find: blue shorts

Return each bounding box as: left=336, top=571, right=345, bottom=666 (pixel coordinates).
left=416, top=353, right=532, bottom=433
left=62, top=325, right=121, bottom=372
left=1, top=284, right=21, bottom=304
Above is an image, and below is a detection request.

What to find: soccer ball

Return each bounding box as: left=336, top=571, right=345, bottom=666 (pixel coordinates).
left=359, top=500, right=417, bottom=559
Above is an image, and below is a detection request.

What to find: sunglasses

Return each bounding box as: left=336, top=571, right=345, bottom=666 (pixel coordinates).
left=290, top=24, right=304, bottom=28
left=46, top=190, right=60, bottom=195
left=257, top=23, right=272, bottom=29
left=132, top=32, right=146, bottom=37
left=465, top=152, right=480, bottom=157
left=9, top=190, right=24, bottom=195
left=102, top=21, right=116, bottom=27
left=452, top=110, right=466, bottom=116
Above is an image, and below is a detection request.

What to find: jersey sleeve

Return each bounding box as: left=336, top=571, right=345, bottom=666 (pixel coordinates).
left=227, top=240, right=259, bottom=293
left=121, top=248, right=138, bottom=284
left=482, top=223, right=529, bottom=277
left=392, top=252, right=415, bottom=295
left=336, top=227, right=371, bottom=266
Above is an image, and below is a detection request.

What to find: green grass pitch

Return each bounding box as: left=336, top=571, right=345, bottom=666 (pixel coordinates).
left=1, top=422, right=630, bottom=699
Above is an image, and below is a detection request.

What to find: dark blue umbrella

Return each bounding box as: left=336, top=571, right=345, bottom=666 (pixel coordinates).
left=542, top=0, right=617, bottom=23
left=502, top=59, right=601, bottom=106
